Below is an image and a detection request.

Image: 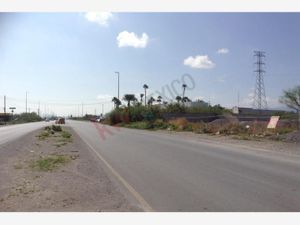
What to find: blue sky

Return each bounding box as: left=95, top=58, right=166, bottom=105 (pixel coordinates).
left=0, top=13, right=299, bottom=116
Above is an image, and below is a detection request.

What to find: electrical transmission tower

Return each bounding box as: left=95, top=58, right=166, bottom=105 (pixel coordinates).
left=253, top=50, right=267, bottom=110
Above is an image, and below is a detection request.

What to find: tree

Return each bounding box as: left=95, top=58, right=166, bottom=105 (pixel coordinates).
left=157, top=96, right=162, bottom=104
left=112, top=97, right=121, bottom=108
left=147, top=96, right=155, bottom=106
left=123, top=94, right=137, bottom=107
left=182, top=84, right=187, bottom=98
left=140, top=93, right=144, bottom=103
left=182, top=96, right=191, bottom=103
left=279, top=85, right=300, bottom=129
left=175, top=96, right=182, bottom=103
left=143, top=84, right=149, bottom=106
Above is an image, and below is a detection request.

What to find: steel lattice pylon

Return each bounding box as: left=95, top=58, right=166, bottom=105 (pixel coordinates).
left=253, top=51, right=267, bottom=110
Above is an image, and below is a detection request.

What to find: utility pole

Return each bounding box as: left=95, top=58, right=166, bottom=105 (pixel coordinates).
left=38, top=101, right=40, bottom=116
left=253, top=51, right=267, bottom=110
left=25, top=91, right=28, bottom=114
left=115, top=71, right=120, bottom=100
left=81, top=103, right=83, bottom=117
left=4, top=95, right=6, bottom=114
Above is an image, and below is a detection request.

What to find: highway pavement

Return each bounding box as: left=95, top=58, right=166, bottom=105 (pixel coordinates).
left=0, top=121, right=51, bottom=146
left=67, top=120, right=300, bottom=212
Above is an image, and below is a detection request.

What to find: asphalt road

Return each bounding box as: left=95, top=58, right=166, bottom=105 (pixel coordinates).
left=67, top=120, right=300, bottom=212
left=0, top=121, right=51, bottom=146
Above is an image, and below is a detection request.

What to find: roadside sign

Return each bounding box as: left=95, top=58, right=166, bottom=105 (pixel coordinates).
left=267, top=116, right=280, bottom=129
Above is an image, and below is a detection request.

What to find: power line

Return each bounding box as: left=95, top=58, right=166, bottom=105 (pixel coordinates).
left=5, top=96, right=112, bottom=106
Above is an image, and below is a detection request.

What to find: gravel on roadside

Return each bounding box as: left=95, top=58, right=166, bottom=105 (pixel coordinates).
left=0, top=126, right=141, bottom=212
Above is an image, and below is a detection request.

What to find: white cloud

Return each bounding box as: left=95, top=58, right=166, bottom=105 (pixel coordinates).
left=217, top=48, right=229, bottom=54
left=85, top=12, right=113, bottom=26
left=117, top=31, right=149, bottom=48
left=183, top=55, right=215, bottom=69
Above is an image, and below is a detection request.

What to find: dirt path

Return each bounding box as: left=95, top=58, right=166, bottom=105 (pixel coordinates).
left=0, top=126, right=140, bottom=212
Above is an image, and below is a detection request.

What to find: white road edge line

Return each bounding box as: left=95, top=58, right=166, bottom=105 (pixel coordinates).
left=79, top=136, right=154, bottom=212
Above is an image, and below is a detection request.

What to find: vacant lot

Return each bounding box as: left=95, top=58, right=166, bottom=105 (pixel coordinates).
left=0, top=126, right=140, bottom=212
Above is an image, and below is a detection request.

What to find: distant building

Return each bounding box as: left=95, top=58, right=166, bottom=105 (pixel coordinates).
left=232, top=106, right=285, bottom=116
left=185, top=100, right=209, bottom=108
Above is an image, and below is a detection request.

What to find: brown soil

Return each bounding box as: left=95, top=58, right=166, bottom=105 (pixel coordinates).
left=156, top=130, right=300, bottom=155
left=0, top=127, right=140, bottom=212
left=283, top=130, right=300, bottom=143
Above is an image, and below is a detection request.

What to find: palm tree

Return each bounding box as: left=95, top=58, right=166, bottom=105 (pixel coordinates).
left=140, top=93, right=144, bottom=103
left=143, top=84, right=149, bottom=106
left=122, top=94, right=137, bottom=107
left=147, top=96, right=155, bottom=106
left=157, top=96, right=162, bottom=104
left=182, top=84, right=187, bottom=99
left=112, top=97, right=121, bottom=108
left=182, top=96, right=191, bottom=103
left=133, top=97, right=139, bottom=106
left=175, top=96, right=182, bottom=103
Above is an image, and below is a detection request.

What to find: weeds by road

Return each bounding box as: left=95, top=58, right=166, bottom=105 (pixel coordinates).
left=0, top=126, right=139, bottom=211
left=117, top=118, right=299, bottom=143
left=30, top=155, right=71, bottom=172
left=37, top=125, right=73, bottom=147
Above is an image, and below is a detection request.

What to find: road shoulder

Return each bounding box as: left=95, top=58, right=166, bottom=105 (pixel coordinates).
left=0, top=126, right=141, bottom=212
left=154, top=129, right=300, bottom=156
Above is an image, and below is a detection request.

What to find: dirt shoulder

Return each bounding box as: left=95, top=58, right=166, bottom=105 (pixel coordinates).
left=0, top=125, right=140, bottom=212
left=155, top=129, right=300, bottom=155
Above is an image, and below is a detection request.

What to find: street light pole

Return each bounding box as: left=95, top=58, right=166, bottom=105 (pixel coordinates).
left=115, top=71, right=120, bottom=100
left=25, top=91, right=28, bottom=114
left=4, top=95, right=6, bottom=114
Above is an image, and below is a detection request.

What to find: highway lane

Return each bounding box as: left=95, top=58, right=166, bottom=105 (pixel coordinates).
left=72, top=120, right=300, bottom=211
left=0, top=122, right=50, bottom=146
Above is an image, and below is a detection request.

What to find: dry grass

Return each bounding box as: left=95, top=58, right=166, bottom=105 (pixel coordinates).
left=168, top=118, right=189, bottom=131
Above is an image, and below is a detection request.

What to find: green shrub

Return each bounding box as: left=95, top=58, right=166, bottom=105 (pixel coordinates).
left=9, top=112, right=42, bottom=124
left=153, top=119, right=168, bottom=129
left=125, top=121, right=151, bottom=129
left=37, top=131, right=50, bottom=140
left=30, top=155, right=70, bottom=171
left=107, top=105, right=162, bottom=125
left=61, top=130, right=72, bottom=139
left=51, top=125, right=62, bottom=132
left=163, top=103, right=186, bottom=113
